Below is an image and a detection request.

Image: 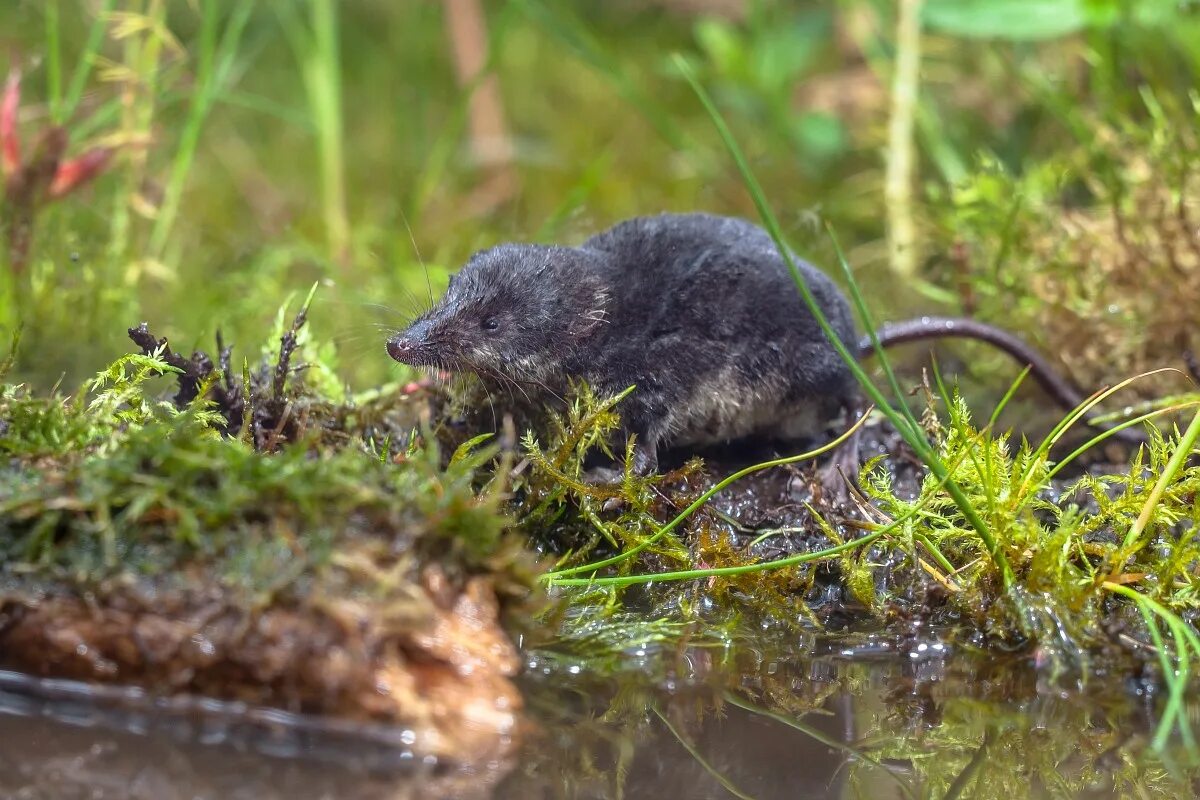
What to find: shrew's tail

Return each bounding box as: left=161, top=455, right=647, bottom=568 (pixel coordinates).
left=856, top=316, right=1142, bottom=445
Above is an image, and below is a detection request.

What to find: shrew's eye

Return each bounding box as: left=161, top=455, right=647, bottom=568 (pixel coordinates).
left=481, top=317, right=499, bottom=332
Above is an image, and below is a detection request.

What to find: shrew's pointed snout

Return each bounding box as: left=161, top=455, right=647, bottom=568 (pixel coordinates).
left=386, top=319, right=432, bottom=364
left=385, top=335, right=411, bottom=363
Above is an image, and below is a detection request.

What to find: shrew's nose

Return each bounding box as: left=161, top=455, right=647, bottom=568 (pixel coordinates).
left=385, top=336, right=410, bottom=362
left=386, top=320, right=431, bottom=363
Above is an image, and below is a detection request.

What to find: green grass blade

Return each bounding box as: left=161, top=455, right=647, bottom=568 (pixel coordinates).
left=929, top=356, right=953, bottom=416
left=550, top=439, right=968, bottom=588
left=549, top=528, right=888, bottom=588
left=45, top=0, right=62, bottom=123
left=988, top=365, right=1030, bottom=431
left=827, top=224, right=922, bottom=437
left=63, top=0, right=116, bottom=119
left=517, top=0, right=686, bottom=149
left=916, top=532, right=956, bottom=576
left=309, top=0, right=348, bottom=263
left=211, top=89, right=315, bottom=129
left=1018, top=368, right=1181, bottom=502
left=535, top=150, right=614, bottom=240
left=1042, top=402, right=1199, bottom=486
left=149, top=1, right=235, bottom=258
left=1122, top=406, right=1200, bottom=552
left=1106, top=583, right=1199, bottom=754
left=277, top=0, right=348, bottom=265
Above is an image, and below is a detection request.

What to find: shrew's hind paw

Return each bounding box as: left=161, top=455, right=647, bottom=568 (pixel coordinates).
left=817, top=461, right=857, bottom=505
left=788, top=434, right=862, bottom=507
left=824, top=438, right=863, bottom=503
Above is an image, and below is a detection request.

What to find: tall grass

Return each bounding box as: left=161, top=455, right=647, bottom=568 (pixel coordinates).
left=682, top=47, right=1200, bottom=748
left=516, top=0, right=687, bottom=150
left=107, top=0, right=174, bottom=263
left=62, top=0, right=115, bottom=119
left=148, top=2, right=253, bottom=263
left=277, top=0, right=349, bottom=267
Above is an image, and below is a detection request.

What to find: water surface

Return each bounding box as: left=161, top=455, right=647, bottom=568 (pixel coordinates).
left=0, top=632, right=1186, bottom=800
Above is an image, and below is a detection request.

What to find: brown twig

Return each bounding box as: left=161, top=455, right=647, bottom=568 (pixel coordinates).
left=128, top=323, right=245, bottom=433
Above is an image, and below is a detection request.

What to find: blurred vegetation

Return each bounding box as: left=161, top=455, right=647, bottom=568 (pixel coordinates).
left=3, top=1, right=1196, bottom=394
left=931, top=102, right=1200, bottom=399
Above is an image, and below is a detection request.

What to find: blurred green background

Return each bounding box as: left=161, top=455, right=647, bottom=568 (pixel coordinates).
left=2, top=0, right=1198, bottom=394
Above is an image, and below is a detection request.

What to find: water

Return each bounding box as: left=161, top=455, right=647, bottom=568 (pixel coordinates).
left=0, top=632, right=1190, bottom=800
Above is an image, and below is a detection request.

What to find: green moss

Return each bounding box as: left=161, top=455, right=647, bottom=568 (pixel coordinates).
left=931, top=98, right=1200, bottom=402
left=854, top=391, right=1200, bottom=655
left=514, top=377, right=1200, bottom=722
left=0, top=323, right=537, bottom=618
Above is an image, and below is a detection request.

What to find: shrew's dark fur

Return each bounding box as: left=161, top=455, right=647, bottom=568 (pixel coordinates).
left=387, top=212, right=1123, bottom=475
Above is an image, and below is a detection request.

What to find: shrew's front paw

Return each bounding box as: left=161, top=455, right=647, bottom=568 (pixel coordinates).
left=632, top=441, right=659, bottom=476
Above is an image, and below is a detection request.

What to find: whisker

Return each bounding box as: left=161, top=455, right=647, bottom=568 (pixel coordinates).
left=398, top=208, right=434, bottom=307
left=505, top=362, right=565, bottom=405
left=313, top=288, right=433, bottom=328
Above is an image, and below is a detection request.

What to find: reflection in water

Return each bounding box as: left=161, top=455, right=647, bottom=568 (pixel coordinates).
left=0, top=637, right=1194, bottom=800
left=502, top=634, right=1195, bottom=800
left=0, top=714, right=430, bottom=800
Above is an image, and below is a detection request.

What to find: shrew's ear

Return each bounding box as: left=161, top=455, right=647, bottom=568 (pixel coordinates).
left=446, top=271, right=458, bottom=289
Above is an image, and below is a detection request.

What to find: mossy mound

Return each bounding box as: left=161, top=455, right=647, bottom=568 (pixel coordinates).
left=0, top=309, right=539, bottom=776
